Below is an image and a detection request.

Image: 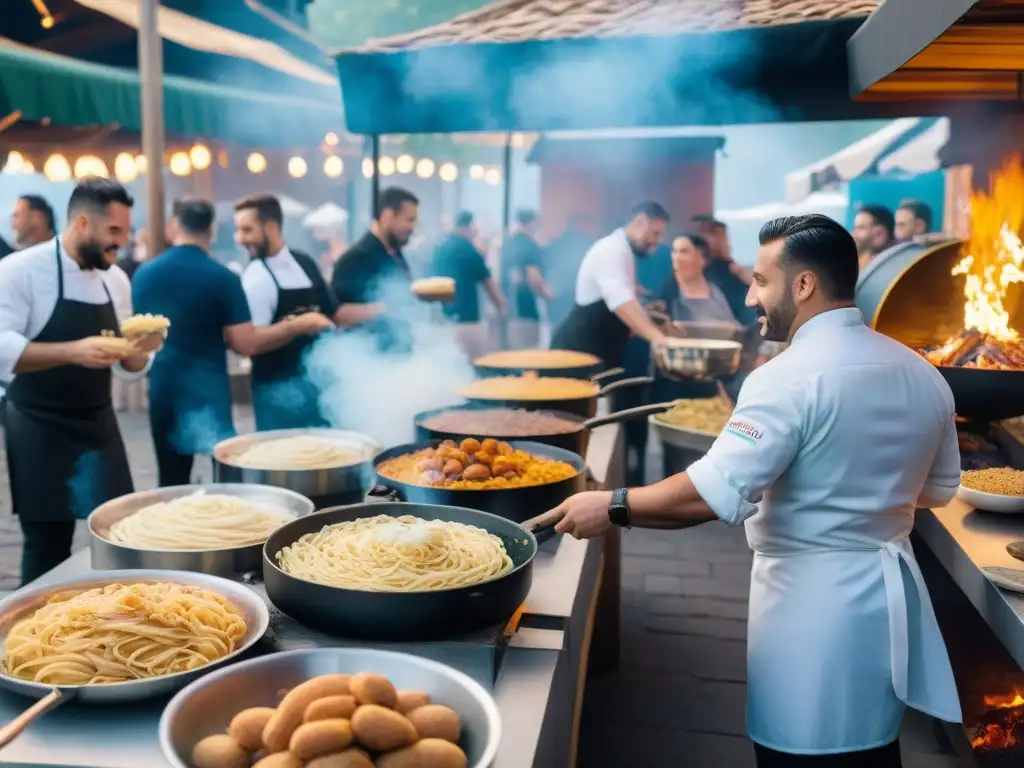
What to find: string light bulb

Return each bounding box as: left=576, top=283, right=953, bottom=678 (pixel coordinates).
left=43, top=154, right=71, bottom=183
left=484, top=168, right=501, bottom=186
left=74, top=155, right=109, bottom=179
left=469, top=164, right=484, bottom=180
left=362, top=158, right=374, bottom=178
left=415, top=158, right=436, bottom=179
left=439, top=162, right=459, bottom=182
left=378, top=156, right=395, bottom=176
left=168, top=152, right=192, bottom=177
left=189, top=144, right=212, bottom=170
left=396, top=154, right=414, bottom=174
left=113, top=152, right=137, bottom=183
left=288, top=156, right=308, bottom=178
left=325, top=132, right=339, bottom=147
left=135, top=154, right=148, bottom=174
left=324, top=155, right=344, bottom=178
left=4, top=151, right=26, bottom=174
left=247, top=152, right=267, bottom=174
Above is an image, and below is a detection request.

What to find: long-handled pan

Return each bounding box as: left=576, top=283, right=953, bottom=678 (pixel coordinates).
left=414, top=401, right=676, bottom=454
left=0, top=570, right=269, bottom=748
left=263, top=501, right=564, bottom=639
left=457, top=372, right=653, bottom=418
left=370, top=439, right=587, bottom=525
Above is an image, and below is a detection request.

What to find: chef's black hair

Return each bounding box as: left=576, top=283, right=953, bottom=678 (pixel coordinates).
left=856, top=204, right=895, bottom=239
left=692, top=214, right=727, bottom=231
left=67, top=177, right=134, bottom=219
left=896, top=198, right=933, bottom=231
left=376, top=187, right=418, bottom=218
left=19, top=195, right=55, bottom=234
left=758, top=214, right=858, bottom=302
left=630, top=201, right=670, bottom=222
left=173, top=197, right=215, bottom=236
left=234, top=194, right=283, bottom=227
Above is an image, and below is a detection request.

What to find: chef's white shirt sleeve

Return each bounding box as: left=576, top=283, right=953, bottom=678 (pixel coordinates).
left=687, top=371, right=803, bottom=525
left=592, top=239, right=636, bottom=311
left=0, top=255, right=33, bottom=384
left=242, top=266, right=276, bottom=327
left=917, top=412, right=961, bottom=508
left=105, top=265, right=152, bottom=381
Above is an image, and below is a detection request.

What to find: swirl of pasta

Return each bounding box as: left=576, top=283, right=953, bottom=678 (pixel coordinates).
left=2, top=582, right=247, bottom=685
left=275, top=514, right=514, bottom=592
left=232, top=436, right=365, bottom=470
left=107, top=492, right=295, bottom=550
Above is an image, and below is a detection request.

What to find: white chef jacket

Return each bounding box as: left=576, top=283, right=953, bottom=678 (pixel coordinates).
left=0, top=238, right=149, bottom=386
left=574, top=228, right=637, bottom=311
left=241, top=246, right=313, bottom=327
left=688, top=307, right=961, bottom=754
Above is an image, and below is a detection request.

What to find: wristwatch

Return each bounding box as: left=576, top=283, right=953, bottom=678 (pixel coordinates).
left=608, top=488, right=631, bottom=528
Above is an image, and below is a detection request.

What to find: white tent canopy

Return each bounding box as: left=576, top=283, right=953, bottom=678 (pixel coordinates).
left=785, top=118, right=926, bottom=204
left=73, top=0, right=337, bottom=86
left=877, top=118, right=950, bottom=176
left=303, top=202, right=349, bottom=230
left=717, top=191, right=849, bottom=222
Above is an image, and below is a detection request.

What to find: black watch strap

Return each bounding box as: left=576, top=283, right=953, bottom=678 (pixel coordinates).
left=609, top=488, right=631, bottom=528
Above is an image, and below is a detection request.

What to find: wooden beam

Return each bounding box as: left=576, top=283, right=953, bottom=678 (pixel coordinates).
left=36, top=19, right=135, bottom=57
left=138, top=0, right=166, bottom=254
left=855, top=69, right=1021, bottom=101
left=901, top=25, right=1024, bottom=70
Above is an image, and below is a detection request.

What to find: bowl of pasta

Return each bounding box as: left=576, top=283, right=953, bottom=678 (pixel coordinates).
left=88, top=483, right=315, bottom=577
left=0, top=569, right=269, bottom=746
left=213, top=429, right=381, bottom=508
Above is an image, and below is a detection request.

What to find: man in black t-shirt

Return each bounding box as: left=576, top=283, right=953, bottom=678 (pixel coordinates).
left=693, top=215, right=756, bottom=326
left=331, top=187, right=418, bottom=354
left=504, top=209, right=551, bottom=349
left=430, top=211, right=506, bottom=359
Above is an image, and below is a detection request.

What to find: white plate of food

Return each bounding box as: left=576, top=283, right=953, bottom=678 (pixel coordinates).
left=958, top=467, right=1024, bottom=513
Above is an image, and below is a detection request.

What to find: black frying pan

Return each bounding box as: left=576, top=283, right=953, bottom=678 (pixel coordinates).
left=371, top=439, right=586, bottom=525
left=262, top=501, right=558, bottom=640
left=936, top=366, right=1024, bottom=421
left=413, top=401, right=675, bottom=455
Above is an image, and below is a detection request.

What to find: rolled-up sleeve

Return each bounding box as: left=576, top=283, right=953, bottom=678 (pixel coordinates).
left=0, top=256, right=32, bottom=384
left=918, top=411, right=960, bottom=508
left=687, top=376, right=802, bottom=525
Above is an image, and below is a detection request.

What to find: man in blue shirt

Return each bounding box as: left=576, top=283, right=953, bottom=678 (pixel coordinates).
left=133, top=197, right=330, bottom=486
left=429, top=211, right=506, bottom=359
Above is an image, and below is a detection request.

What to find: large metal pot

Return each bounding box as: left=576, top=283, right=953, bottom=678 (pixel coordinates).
left=0, top=570, right=269, bottom=747
left=263, top=502, right=542, bottom=639
left=372, top=439, right=586, bottom=524
left=161, top=648, right=501, bottom=768
left=856, top=236, right=1024, bottom=421
left=212, top=428, right=381, bottom=509
left=88, top=483, right=315, bottom=577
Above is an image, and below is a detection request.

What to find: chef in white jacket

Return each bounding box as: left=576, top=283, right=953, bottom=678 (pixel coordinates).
left=542, top=214, right=962, bottom=767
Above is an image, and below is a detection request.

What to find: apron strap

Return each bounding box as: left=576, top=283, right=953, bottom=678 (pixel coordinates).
left=54, top=238, right=65, bottom=299
left=261, top=258, right=283, bottom=291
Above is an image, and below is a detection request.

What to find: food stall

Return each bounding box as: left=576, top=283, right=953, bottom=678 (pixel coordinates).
left=0, top=412, right=627, bottom=768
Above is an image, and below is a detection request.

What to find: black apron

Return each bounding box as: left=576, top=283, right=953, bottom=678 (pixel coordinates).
left=250, top=250, right=333, bottom=431
left=550, top=299, right=632, bottom=371
left=4, top=242, right=133, bottom=522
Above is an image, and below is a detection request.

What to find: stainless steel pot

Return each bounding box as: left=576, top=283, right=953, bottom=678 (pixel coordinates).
left=88, top=483, right=315, bottom=577
left=213, top=428, right=381, bottom=509
left=0, top=570, right=269, bottom=747
left=653, top=339, right=742, bottom=381
left=160, top=648, right=502, bottom=768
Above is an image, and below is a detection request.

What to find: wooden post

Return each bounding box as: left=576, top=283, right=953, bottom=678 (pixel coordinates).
left=370, top=134, right=381, bottom=218
left=138, top=0, right=166, bottom=254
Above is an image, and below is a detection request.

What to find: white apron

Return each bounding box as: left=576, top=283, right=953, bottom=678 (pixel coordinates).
left=688, top=308, right=963, bottom=754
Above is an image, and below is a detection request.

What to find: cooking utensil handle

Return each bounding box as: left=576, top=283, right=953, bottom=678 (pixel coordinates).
left=598, top=376, right=654, bottom=396
left=590, top=367, right=625, bottom=383
left=647, top=309, right=671, bottom=326
left=0, top=688, right=66, bottom=747
left=522, top=507, right=565, bottom=534
left=582, top=401, right=677, bottom=430
left=1008, top=541, right=1024, bottom=563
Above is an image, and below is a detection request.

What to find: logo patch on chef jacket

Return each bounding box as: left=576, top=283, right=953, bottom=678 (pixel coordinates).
left=724, top=419, right=764, bottom=445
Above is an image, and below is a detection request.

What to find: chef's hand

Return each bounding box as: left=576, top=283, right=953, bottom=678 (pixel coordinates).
left=67, top=337, right=127, bottom=369
left=548, top=491, right=613, bottom=539
left=291, top=312, right=335, bottom=335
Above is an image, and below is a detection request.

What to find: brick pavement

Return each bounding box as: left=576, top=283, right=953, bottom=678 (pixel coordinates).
left=0, top=414, right=964, bottom=766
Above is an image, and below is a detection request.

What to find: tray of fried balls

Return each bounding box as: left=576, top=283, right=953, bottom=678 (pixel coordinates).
left=161, top=648, right=501, bottom=768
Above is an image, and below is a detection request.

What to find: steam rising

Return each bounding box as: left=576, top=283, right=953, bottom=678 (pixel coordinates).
left=68, top=450, right=108, bottom=520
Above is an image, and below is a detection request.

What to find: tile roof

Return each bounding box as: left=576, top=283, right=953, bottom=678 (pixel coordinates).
left=359, top=0, right=879, bottom=52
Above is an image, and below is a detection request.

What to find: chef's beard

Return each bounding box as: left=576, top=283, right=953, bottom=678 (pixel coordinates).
left=79, top=239, right=116, bottom=271
left=248, top=235, right=272, bottom=260
left=383, top=229, right=410, bottom=251
left=757, top=292, right=797, bottom=342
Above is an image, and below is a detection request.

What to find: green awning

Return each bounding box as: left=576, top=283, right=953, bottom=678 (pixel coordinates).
left=0, top=40, right=344, bottom=147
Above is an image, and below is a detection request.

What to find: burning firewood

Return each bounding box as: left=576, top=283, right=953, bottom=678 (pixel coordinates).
left=920, top=328, right=1024, bottom=370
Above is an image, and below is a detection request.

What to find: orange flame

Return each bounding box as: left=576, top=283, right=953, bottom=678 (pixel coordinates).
left=952, top=156, right=1024, bottom=341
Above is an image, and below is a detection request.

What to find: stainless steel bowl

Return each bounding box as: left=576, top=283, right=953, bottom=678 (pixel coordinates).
left=160, top=648, right=502, bottom=768
left=213, top=429, right=381, bottom=508
left=88, top=484, right=315, bottom=577
left=667, top=320, right=746, bottom=343
left=0, top=569, right=269, bottom=704
left=653, top=338, right=743, bottom=381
